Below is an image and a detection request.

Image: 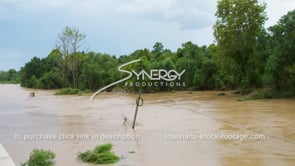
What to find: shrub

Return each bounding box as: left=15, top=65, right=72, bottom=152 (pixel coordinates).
left=21, top=149, right=55, bottom=166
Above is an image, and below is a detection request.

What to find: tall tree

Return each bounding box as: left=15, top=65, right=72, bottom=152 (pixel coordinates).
left=57, top=26, right=86, bottom=56
left=214, top=0, right=267, bottom=93
left=57, top=26, right=86, bottom=88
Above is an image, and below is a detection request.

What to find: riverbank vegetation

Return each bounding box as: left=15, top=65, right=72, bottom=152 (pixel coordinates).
left=1, top=0, right=294, bottom=99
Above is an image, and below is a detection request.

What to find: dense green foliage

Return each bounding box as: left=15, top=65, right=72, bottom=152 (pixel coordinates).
left=77, top=143, right=120, bottom=164
left=21, top=149, right=55, bottom=166
left=13, top=5, right=295, bottom=98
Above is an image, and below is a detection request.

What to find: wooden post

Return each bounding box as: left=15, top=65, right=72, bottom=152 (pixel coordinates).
left=132, top=92, right=143, bottom=129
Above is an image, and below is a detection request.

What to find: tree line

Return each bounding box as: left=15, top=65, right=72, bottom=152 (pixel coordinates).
left=1, top=0, right=294, bottom=97
left=0, top=69, right=19, bottom=84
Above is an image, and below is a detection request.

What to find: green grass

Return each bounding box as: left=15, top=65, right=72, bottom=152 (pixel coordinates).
left=21, top=149, right=55, bottom=166
left=77, top=143, right=120, bottom=164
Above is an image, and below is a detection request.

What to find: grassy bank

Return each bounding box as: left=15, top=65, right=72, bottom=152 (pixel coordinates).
left=238, top=89, right=295, bottom=101
left=0, top=81, right=19, bottom=84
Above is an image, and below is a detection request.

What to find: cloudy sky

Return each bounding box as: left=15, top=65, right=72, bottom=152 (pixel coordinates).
left=0, top=0, right=294, bottom=71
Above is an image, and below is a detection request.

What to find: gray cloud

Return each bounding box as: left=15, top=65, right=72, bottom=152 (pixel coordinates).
left=117, top=0, right=216, bottom=29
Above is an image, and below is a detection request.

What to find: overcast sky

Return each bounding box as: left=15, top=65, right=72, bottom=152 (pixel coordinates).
left=0, top=0, right=294, bottom=71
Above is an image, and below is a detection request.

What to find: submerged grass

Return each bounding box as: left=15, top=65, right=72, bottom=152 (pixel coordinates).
left=129, top=151, right=136, bottom=154
left=77, top=143, right=120, bottom=164
left=55, top=88, right=93, bottom=95
left=55, top=88, right=82, bottom=95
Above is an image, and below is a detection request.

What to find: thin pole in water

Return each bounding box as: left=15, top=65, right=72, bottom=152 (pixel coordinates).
left=132, top=91, right=143, bottom=129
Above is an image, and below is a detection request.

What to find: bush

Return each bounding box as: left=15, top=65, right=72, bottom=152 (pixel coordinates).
left=21, top=149, right=55, bottom=166
left=77, top=143, right=120, bottom=164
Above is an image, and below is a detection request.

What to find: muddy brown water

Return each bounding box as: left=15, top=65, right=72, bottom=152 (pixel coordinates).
left=0, top=84, right=295, bottom=166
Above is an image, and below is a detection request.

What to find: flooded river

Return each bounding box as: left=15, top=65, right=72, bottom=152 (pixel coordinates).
left=0, top=84, right=295, bottom=166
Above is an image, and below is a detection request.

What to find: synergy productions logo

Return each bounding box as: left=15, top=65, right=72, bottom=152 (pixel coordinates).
left=124, top=59, right=186, bottom=87
left=90, top=59, right=185, bottom=100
